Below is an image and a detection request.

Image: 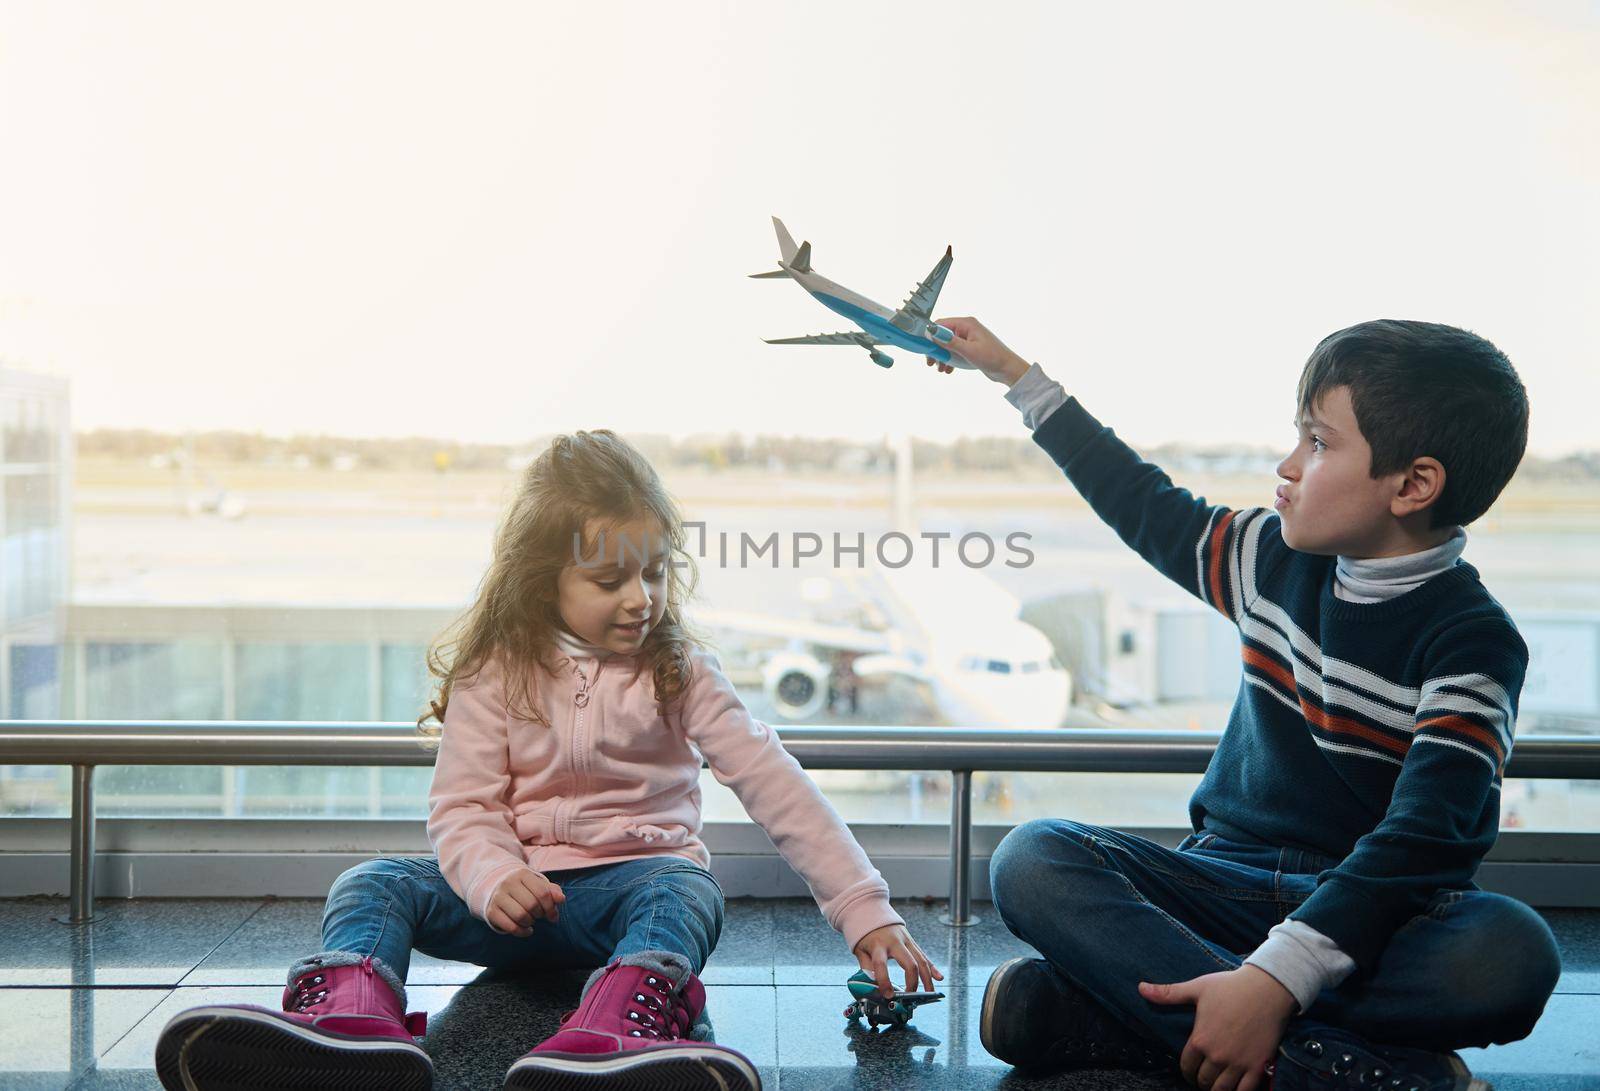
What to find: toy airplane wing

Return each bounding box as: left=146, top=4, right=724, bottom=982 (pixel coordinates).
left=891, top=246, right=953, bottom=330
left=846, top=971, right=945, bottom=1006
left=764, top=331, right=886, bottom=347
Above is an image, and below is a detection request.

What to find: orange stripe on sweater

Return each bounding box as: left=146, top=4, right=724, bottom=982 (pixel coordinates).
left=1301, top=698, right=1411, bottom=757
left=1206, top=510, right=1237, bottom=613
left=1242, top=645, right=1296, bottom=692
left=1416, top=714, right=1505, bottom=769
left=1241, top=645, right=1410, bottom=757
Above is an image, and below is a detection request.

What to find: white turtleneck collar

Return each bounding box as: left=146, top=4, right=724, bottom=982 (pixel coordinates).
left=1333, top=527, right=1467, bottom=604
left=552, top=626, right=617, bottom=661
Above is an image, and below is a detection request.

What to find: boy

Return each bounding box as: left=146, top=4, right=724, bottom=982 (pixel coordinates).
left=924, top=318, right=1561, bottom=1091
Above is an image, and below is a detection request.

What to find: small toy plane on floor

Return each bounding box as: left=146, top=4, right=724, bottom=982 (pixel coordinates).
left=842, top=969, right=946, bottom=1028
left=752, top=217, right=974, bottom=370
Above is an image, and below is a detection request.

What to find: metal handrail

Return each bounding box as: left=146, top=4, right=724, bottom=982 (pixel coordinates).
left=8, top=721, right=1598, bottom=774
left=4, top=721, right=1599, bottom=927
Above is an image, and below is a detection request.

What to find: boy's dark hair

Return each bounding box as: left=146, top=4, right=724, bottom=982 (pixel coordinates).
left=1296, top=319, right=1528, bottom=528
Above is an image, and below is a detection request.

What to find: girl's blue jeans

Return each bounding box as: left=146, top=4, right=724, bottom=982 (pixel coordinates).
left=321, top=854, right=724, bottom=983
left=989, top=818, right=1562, bottom=1057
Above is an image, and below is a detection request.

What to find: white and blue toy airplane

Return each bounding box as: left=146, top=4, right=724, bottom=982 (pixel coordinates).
left=751, top=217, right=975, bottom=370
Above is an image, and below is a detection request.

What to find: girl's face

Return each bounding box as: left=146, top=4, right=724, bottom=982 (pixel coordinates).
left=554, top=515, right=670, bottom=655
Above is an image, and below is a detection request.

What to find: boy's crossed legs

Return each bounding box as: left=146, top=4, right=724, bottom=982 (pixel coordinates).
left=986, top=819, right=1560, bottom=1083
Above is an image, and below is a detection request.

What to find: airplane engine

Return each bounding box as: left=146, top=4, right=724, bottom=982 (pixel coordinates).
left=761, top=652, right=830, bottom=720
left=869, top=350, right=894, bottom=369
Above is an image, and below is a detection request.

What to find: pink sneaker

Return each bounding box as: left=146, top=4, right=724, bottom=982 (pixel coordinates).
left=503, top=956, right=760, bottom=1090
left=154, top=953, right=432, bottom=1090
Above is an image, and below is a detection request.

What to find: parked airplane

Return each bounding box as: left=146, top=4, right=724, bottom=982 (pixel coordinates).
left=693, top=563, right=1072, bottom=729
left=752, top=217, right=977, bottom=371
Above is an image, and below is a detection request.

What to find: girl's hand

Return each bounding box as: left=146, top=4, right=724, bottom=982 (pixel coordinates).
left=852, top=924, right=944, bottom=999
left=487, top=868, right=566, bottom=936
left=923, top=316, right=1031, bottom=386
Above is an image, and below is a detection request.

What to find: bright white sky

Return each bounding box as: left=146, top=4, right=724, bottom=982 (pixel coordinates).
left=2, top=1, right=1596, bottom=453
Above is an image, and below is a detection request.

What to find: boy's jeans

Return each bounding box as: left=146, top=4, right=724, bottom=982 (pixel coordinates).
left=990, top=819, right=1561, bottom=1058
left=321, top=854, right=725, bottom=983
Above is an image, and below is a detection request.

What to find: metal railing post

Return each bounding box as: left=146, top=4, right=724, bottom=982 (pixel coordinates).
left=69, top=923, right=96, bottom=1070
left=56, top=763, right=97, bottom=925
left=940, top=769, right=978, bottom=927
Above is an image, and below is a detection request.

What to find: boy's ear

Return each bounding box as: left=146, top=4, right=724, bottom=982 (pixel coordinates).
left=1391, top=456, right=1445, bottom=519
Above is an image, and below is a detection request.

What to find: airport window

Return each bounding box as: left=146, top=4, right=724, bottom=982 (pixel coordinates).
left=7, top=644, right=58, bottom=719
left=235, top=643, right=369, bottom=721
left=380, top=643, right=432, bottom=723
left=0, top=397, right=15, bottom=462
left=1, top=35, right=1596, bottom=840
left=1, top=441, right=1597, bottom=829
left=4, top=474, right=57, bottom=623
left=84, top=641, right=225, bottom=721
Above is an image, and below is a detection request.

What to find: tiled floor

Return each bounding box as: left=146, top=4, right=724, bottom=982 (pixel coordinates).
left=0, top=896, right=1595, bottom=1090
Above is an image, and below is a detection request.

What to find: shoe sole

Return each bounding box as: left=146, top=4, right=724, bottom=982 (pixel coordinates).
left=1450, top=1053, right=1495, bottom=1091
left=980, top=957, right=1170, bottom=1075
left=154, top=1006, right=433, bottom=1091
left=504, top=1046, right=761, bottom=1090
left=979, top=957, right=1030, bottom=1065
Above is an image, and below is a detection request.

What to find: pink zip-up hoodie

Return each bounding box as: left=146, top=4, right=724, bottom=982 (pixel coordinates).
left=425, top=635, right=905, bottom=952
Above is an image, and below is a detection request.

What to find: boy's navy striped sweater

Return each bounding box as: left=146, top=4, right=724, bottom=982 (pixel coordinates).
left=1033, top=397, right=1528, bottom=975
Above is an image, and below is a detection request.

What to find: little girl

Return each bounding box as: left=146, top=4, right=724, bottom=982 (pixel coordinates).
left=154, top=429, right=942, bottom=1091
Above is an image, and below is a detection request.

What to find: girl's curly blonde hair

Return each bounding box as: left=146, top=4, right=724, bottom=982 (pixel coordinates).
left=418, top=429, right=701, bottom=743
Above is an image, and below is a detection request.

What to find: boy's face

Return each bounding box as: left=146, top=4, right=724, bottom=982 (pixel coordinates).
left=555, top=515, right=670, bottom=655
left=1274, top=385, right=1400, bottom=557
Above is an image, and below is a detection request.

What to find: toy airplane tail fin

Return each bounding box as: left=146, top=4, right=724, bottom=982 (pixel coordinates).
left=772, top=216, right=799, bottom=263
left=760, top=217, right=812, bottom=276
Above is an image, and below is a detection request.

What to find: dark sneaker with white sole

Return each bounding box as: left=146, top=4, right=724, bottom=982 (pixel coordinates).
left=979, top=957, right=1170, bottom=1075
left=1273, top=1025, right=1493, bottom=1090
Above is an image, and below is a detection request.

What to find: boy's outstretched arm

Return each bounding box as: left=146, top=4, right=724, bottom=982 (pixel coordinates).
left=927, top=316, right=1286, bottom=624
